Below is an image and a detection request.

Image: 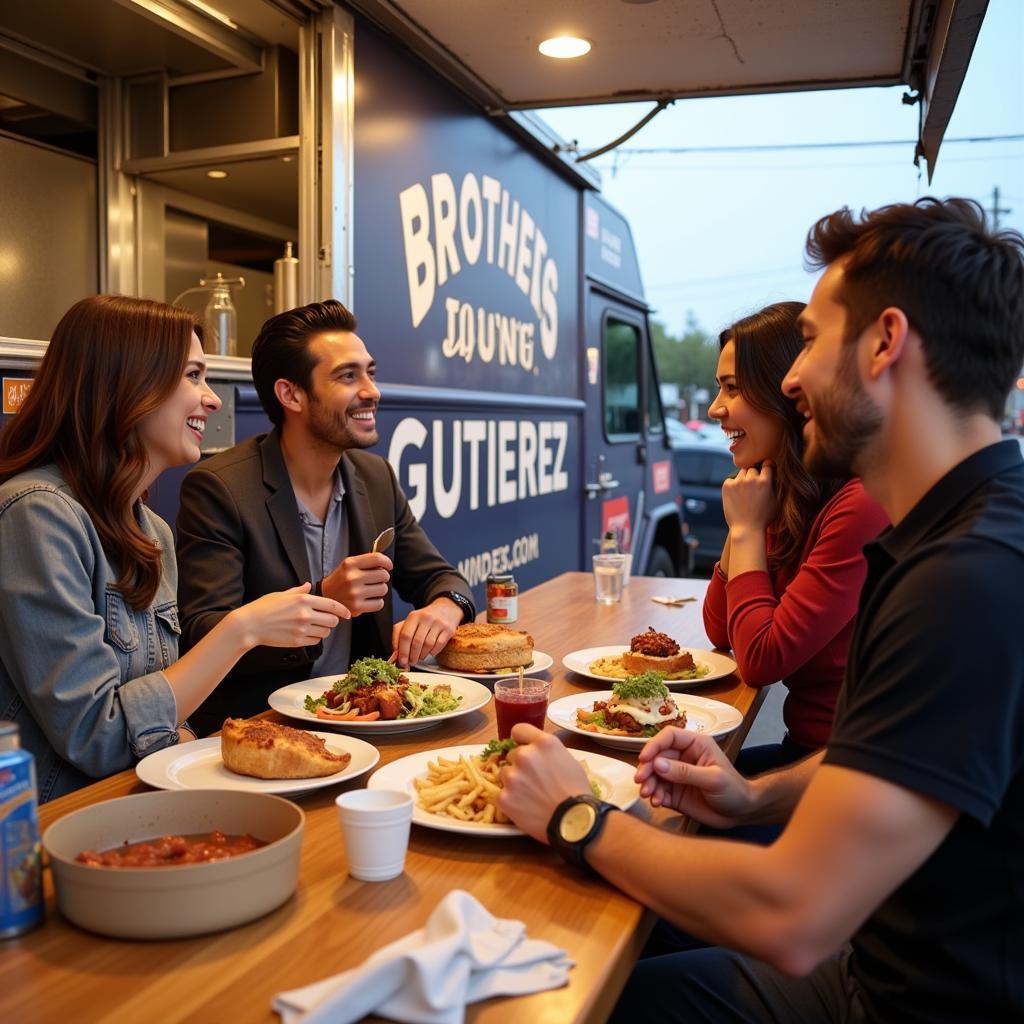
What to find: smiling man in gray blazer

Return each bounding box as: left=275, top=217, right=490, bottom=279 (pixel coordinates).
left=176, top=300, right=474, bottom=735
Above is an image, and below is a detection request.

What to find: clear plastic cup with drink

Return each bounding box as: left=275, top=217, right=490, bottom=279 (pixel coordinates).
left=593, top=553, right=627, bottom=604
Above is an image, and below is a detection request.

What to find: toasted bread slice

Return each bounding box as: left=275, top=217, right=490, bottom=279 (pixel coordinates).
left=621, top=649, right=695, bottom=675
left=436, top=622, right=534, bottom=672
left=220, top=718, right=351, bottom=779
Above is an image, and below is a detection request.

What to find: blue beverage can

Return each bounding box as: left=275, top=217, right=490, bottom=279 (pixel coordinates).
left=0, top=721, right=44, bottom=938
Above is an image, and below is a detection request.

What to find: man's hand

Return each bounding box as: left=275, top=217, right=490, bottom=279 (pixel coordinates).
left=722, top=461, right=778, bottom=534
left=230, top=582, right=351, bottom=649
left=391, top=596, right=464, bottom=668
left=497, top=725, right=592, bottom=842
left=635, top=727, right=756, bottom=828
left=321, top=552, right=392, bottom=616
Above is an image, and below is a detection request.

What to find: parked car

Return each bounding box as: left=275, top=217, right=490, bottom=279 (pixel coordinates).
left=685, top=420, right=730, bottom=445
left=671, top=441, right=736, bottom=572
left=665, top=417, right=729, bottom=448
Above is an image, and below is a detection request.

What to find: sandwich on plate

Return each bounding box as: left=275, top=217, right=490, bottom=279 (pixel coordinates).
left=576, top=672, right=687, bottom=738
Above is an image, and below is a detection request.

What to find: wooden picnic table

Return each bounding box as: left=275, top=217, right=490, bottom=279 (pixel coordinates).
left=0, top=571, right=765, bottom=1024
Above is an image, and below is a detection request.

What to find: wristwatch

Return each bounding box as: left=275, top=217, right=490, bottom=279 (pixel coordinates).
left=439, top=590, right=474, bottom=624
left=547, top=794, right=618, bottom=869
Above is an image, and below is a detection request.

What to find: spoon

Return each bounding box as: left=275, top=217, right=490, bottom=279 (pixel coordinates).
left=371, top=526, right=395, bottom=553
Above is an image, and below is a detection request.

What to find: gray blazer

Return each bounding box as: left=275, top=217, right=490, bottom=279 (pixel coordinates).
left=0, top=466, right=180, bottom=802
left=176, top=430, right=473, bottom=733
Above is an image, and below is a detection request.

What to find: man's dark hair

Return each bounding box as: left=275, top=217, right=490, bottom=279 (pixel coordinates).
left=251, top=300, right=359, bottom=425
left=806, top=197, right=1024, bottom=420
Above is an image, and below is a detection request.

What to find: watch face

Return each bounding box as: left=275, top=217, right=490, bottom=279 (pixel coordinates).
left=561, top=801, right=598, bottom=843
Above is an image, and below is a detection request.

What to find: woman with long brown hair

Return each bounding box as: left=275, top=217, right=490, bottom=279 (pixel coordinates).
left=703, top=301, right=888, bottom=772
left=0, top=295, right=349, bottom=801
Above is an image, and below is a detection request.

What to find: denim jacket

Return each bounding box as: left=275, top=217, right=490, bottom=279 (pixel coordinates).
left=0, top=465, right=180, bottom=802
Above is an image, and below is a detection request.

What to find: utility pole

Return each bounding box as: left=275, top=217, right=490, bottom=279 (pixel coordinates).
left=988, top=186, right=1011, bottom=229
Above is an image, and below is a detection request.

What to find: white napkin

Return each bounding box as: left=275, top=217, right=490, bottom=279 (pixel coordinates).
left=272, top=890, right=573, bottom=1024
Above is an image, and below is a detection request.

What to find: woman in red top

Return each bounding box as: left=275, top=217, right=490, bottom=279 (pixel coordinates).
left=703, top=301, right=888, bottom=774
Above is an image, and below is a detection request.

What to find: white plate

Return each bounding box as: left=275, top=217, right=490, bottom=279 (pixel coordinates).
left=562, top=645, right=737, bottom=688
left=368, top=743, right=640, bottom=837
left=414, top=649, right=554, bottom=682
left=136, top=733, right=379, bottom=796
left=268, top=673, right=492, bottom=735
left=547, top=691, right=744, bottom=751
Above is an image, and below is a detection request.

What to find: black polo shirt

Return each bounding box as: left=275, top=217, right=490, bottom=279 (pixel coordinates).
left=823, top=440, right=1024, bottom=1023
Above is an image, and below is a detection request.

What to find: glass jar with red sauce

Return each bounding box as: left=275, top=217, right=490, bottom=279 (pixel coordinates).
left=486, top=572, right=518, bottom=624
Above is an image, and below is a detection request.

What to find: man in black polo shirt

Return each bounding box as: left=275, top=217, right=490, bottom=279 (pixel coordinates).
left=496, top=198, right=1024, bottom=1022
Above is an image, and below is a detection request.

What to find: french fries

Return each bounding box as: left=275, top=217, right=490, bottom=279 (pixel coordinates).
left=414, top=753, right=509, bottom=825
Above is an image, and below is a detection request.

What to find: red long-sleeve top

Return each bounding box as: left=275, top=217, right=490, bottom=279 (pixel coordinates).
left=703, top=478, right=888, bottom=749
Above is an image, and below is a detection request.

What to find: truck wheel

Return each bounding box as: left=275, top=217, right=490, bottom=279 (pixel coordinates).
left=645, top=545, right=675, bottom=578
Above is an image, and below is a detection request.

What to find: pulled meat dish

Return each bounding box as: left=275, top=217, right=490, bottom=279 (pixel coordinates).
left=630, top=627, right=683, bottom=659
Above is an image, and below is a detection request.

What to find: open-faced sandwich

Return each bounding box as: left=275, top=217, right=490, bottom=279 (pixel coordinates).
left=623, top=627, right=698, bottom=674
left=304, top=657, right=462, bottom=721
left=575, top=672, right=687, bottom=738
left=588, top=628, right=710, bottom=681
left=435, top=623, right=534, bottom=673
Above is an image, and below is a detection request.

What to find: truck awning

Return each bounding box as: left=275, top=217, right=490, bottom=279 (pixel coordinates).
left=347, top=0, right=990, bottom=178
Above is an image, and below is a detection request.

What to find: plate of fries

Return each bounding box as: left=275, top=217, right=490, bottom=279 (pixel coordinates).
left=367, top=744, right=641, bottom=836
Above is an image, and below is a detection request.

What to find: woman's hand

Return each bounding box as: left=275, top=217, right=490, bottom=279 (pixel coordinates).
left=722, top=461, right=778, bottom=534
left=230, top=582, right=351, bottom=650
left=634, top=727, right=756, bottom=829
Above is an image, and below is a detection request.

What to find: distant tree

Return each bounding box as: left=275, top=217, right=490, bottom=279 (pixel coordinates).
left=650, top=311, right=720, bottom=413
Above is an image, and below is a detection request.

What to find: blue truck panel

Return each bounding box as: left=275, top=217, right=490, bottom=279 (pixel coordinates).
left=353, top=20, right=580, bottom=401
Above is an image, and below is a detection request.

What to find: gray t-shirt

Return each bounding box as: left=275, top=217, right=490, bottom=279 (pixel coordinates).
left=295, top=470, right=353, bottom=675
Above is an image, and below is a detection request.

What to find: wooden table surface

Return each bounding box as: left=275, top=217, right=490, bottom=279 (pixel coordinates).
left=1, top=572, right=765, bottom=1024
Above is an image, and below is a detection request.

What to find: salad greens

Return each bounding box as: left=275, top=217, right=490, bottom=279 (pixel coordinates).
left=479, top=737, right=518, bottom=761
left=612, top=671, right=670, bottom=702
left=303, top=657, right=462, bottom=718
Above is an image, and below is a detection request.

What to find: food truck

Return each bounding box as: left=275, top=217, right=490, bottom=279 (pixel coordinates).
left=0, top=0, right=985, bottom=606
left=0, top=3, right=697, bottom=606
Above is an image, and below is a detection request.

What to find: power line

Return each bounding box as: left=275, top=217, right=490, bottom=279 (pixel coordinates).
left=648, top=265, right=805, bottom=290
left=605, top=133, right=1024, bottom=156
left=595, top=150, right=1024, bottom=175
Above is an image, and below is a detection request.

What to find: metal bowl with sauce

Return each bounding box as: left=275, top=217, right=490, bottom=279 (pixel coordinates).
left=42, top=790, right=304, bottom=939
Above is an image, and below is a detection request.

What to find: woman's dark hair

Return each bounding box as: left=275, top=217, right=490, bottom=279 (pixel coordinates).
left=0, top=295, right=198, bottom=608
left=806, top=197, right=1024, bottom=420
left=251, top=300, right=359, bottom=425
left=720, top=301, right=842, bottom=572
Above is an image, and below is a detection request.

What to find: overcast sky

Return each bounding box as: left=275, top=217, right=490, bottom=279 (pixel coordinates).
left=538, top=0, right=1023, bottom=338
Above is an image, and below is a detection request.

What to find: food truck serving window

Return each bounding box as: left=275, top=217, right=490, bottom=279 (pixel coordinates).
left=604, top=317, right=641, bottom=439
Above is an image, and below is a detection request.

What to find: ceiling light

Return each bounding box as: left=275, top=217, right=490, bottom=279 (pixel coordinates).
left=206, top=169, right=229, bottom=179
left=538, top=36, right=591, bottom=59
left=281, top=155, right=295, bottom=163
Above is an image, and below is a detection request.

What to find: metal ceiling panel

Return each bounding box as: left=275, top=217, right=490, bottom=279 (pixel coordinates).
left=348, top=0, right=917, bottom=109
left=345, top=0, right=989, bottom=176
left=0, top=0, right=237, bottom=75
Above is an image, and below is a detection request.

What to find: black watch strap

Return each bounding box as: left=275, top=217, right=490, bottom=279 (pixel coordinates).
left=547, top=794, right=617, bottom=870
left=440, top=590, right=474, bottom=624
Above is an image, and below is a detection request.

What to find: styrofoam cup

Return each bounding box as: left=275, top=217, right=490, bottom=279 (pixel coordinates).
left=335, top=789, right=413, bottom=882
